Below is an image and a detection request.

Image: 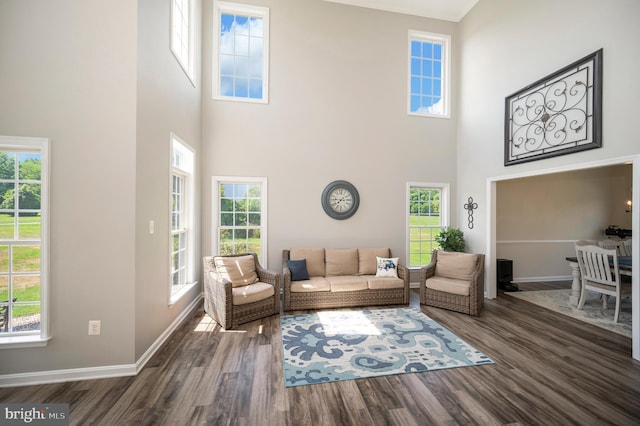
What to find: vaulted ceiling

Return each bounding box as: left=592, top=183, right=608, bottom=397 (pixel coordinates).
left=322, top=0, right=479, bottom=22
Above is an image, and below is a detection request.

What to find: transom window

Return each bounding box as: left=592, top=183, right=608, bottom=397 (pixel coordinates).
left=407, top=183, right=449, bottom=267
left=408, top=30, right=450, bottom=118
left=0, top=136, right=49, bottom=347
left=171, top=0, right=195, bottom=81
left=170, top=135, right=195, bottom=301
left=212, top=1, right=269, bottom=103
left=213, top=177, right=267, bottom=265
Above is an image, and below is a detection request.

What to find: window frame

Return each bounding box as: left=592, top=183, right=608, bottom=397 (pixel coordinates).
left=406, top=182, right=450, bottom=269
left=169, top=134, right=196, bottom=304
left=0, top=135, right=50, bottom=349
left=407, top=30, right=451, bottom=119
left=212, top=1, right=270, bottom=103
left=170, top=0, right=196, bottom=83
left=212, top=176, right=268, bottom=266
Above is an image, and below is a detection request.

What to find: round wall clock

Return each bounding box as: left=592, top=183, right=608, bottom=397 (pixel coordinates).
left=321, top=180, right=360, bottom=220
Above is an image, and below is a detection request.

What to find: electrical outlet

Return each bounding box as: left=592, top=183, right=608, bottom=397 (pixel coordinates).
left=88, top=320, right=101, bottom=336
left=149, top=220, right=155, bottom=235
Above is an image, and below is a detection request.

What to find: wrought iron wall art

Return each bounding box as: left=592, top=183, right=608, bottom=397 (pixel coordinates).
left=464, top=197, right=478, bottom=229
left=504, top=49, right=602, bottom=166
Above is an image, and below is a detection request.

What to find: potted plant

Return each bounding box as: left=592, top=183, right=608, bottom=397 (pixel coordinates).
left=435, top=227, right=465, bottom=252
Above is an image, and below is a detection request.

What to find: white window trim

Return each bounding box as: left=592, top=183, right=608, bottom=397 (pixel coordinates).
left=170, top=0, right=196, bottom=85
left=407, top=30, right=451, bottom=119
left=212, top=1, right=270, bottom=104
left=0, top=135, right=50, bottom=349
left=211, top=176, right=268, bottom=266
left=169, top=134, right=197, bottom=305
left=405, top=182, right=450, bottom=269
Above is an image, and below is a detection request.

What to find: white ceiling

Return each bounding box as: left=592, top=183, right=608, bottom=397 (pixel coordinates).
left=322, top=0, right=479, bottom=22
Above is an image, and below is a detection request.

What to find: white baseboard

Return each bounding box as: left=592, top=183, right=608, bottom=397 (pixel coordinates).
left=0, top=294, right=203, bottom=388
left=512, top=275, right=572, bottom=283
left=135, top=293, right=203, bottom=374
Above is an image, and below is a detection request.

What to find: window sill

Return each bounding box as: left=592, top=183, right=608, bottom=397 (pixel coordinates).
left=169, top=281, right=199, bottom=306
left=0, top=334, right=51, bottom=349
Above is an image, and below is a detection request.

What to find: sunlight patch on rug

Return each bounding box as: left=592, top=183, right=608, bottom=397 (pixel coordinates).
left=506, top=289, right=631, bottom=338
left=280, top=307, right=494, bottom=387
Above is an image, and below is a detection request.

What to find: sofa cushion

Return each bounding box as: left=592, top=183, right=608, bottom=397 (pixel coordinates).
left=290, top=248, right=325, bottom=277
left=358, top=248, right=390, bottom=275
left=426, top=276, right=471, bottom=296
left=326, top=248, right=358, bottom=276
left=232, top=282, right=275, bottom=305
left=290, top=277, right=331, bottom=293
left=287, top=259, right=310, bottom=281
left=436, top=251, right=479, bottom=280
left=326, top=275, right=368, bottom=292
left=214, top=255, right=258, bottom=288
left=367, top=276, right=404, bottom=290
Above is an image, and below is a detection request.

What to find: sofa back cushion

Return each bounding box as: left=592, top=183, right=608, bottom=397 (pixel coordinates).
left=290, top=248, right=325, bottom=277
left=326, top=248, right=358, bottom=276
left=358, top=248, right=390, bottom=275
left=436, top=251, right=479, bottom=280
left=214, top=255, right=258, bottom=287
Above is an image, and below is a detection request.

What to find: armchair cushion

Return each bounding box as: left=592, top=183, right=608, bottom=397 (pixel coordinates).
left=425, top=276, right=470, bottom=296
left=436, top=251, right=478, bottom=280
left=287, top=259, right=310, bottom=281
left=232, top=282, right=275, bottom=305
left=214, top=254, right=258, bottom=287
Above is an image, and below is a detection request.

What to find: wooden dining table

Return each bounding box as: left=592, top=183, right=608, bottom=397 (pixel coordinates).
left=565, top=256, right=632, bottom=307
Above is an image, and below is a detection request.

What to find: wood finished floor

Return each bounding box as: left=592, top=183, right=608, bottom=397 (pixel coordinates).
left=2, top=286, right=639, bottom=425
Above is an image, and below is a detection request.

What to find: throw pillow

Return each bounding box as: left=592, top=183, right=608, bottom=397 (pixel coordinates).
left=288, top=259, right=310, bottom=281
left=376, top=256, right=399, bottom=278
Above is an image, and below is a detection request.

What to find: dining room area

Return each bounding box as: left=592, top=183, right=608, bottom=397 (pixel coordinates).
left=494, top=162, right=635, bottom=339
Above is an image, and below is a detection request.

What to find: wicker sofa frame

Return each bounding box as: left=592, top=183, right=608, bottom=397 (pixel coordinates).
left=419, top=250, right=485, bottom=316
left=282, top=249, right=410, bottom=311
left=203, top=253, right=280, bottom=329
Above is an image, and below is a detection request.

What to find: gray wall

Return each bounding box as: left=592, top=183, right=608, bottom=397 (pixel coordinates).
left=0, top=1, right=138, bottom=372
left=201, top=0, right=459, bottom=272
left=135, top=0, right=203, bottom=359
left=0, top=0, right=203, bottom=375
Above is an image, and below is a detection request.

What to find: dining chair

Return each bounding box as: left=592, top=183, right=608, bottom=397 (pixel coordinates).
left=597, top=239, right=627, bottom=257
left=574, top=243, right=630, bottom=323
left=622, top=238, right=632, bottom=256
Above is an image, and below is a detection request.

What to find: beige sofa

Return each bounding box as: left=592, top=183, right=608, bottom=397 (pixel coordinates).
left=282, top=248, right=410, bottom=311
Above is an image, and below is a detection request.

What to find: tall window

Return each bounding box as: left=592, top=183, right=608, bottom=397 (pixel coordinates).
left=212, top=177, right=267, bottom=265
left=171, top=0, right=195, bottom=81
left=212, top=1, right=269, bottom=103
left=407, top=183, right=449, bottom=268
left=170, top=135, right=195, bottom=300
left=0, top=136, right=49, bottom=347
left=408, top=30, right=450, bottom=118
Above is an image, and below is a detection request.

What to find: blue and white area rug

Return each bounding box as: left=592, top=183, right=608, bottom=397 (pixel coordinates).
left=280, top=307, right=494, bottom=387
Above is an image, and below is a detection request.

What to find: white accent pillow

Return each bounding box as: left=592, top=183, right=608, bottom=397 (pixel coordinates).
left=376, top=257, right=399, bottom=278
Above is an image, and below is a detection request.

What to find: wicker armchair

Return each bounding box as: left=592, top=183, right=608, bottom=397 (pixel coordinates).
left=203, top=253, right=280, bottom=329
left=420, top=250, right=485, bottom=316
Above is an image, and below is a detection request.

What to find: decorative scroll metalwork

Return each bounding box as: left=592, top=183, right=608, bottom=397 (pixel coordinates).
left=464, top=197, right=478, bottom=229
left=504, top=49, right=602, bottom=166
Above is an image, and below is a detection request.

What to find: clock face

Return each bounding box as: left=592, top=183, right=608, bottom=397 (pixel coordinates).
left=329, top=187, right=354, bottom=212
left=321, top=180, right=359, bottom=220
